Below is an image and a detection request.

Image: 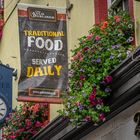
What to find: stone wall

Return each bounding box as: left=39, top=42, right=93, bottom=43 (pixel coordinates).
left=81, top=101, right=140, bottom=140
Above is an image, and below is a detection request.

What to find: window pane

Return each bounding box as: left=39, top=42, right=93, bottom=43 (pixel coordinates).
left=124, top=0, right=129, bottom=11
left=117, top=1, right=123, bottom=10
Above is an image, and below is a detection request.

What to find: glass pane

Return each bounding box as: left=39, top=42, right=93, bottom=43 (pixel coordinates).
left=124, top=0, right=129, bottom=11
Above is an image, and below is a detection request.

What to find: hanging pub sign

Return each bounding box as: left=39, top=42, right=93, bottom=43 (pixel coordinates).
left=17, top=3, right=68, bottom=103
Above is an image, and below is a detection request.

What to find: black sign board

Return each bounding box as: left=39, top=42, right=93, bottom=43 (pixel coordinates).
left=18, top=4, right=68, bottom=103
left=28, top=7, right=57, bottom=22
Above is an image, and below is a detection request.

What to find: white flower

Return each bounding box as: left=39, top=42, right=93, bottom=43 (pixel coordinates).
left=96, top=104, right=102, bottom=110
left=127, top=50, right=131, bottom=57
left=128, top=24, right=133, bottom=28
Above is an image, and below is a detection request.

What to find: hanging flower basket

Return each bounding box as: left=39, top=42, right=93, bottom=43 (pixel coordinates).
left=59, top=10, right=135, bottom=126
left=2, top=103, right=49, bottom=140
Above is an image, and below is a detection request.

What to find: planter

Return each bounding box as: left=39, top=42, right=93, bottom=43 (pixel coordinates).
left=31, top=46, right=140, bottom=140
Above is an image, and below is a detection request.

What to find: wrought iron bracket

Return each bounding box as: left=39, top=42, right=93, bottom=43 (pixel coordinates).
left=134, top=112, right=140, bottom=138
left=66, top=0, right=73, bottom=19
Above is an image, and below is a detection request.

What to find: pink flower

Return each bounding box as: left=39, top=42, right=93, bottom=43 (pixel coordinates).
left=71, top=55, right=78, bottom=61
left=85, top=116, right=92, bottom=122
left=35, top=121, right=42, bottom=127
left=114, top=15, right=121, bottom=22
left=6, top=117, right=9, bottom=121
left=99, top=113, right=105, bottom=121
left=76, top=51, right=82, bottom=57
left=87, top=33, right=93, bottom=40
left=16, top=128, right=25, bottom=133
left=27, top=128, right=33, bottom=133
left=95, top=36, right=101, bottom=41
left=25, top=119, right=32, bottom=126
left=89, top=95, right=96, bottom=105
left=96, top=99, right=103, bottom=104
left=92, top=87, right=96, bottom=95
left=80, top=57, right=83, bottom=61
left=32, top=130, right=38, bottom=135
left=104, top=76, right=113, bottom=83
left=114, top=15, right=119, bottom=19
left=8, top=135, right=16, bottom=139
left=75, top=101, right=81, bottom=106
left=116, top=18, right=120, bottom=22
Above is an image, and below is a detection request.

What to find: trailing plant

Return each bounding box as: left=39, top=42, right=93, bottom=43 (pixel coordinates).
left=2, top=103, right=49, bottom=140
left=59, top=10, right=135, bottom=126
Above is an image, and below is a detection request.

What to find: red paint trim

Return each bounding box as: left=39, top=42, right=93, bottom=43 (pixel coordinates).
left=94, top=0, right=108, bottom=24
left=18, top=9, right=28, bottom=17
left=128, top=0, right=135, bottom=45
left=128, top=0, right=134, bottom=19
left=17, top=96, right=63, bottom=104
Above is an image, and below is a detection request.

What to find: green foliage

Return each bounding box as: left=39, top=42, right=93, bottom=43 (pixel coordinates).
left=60, top=10, right=135, bottom=126
left=2, top=103, right=49, bottom=140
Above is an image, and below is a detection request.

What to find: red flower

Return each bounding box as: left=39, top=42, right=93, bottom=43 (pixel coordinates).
left=42, top=120, right=49, bottom=127
left=30, top=104, right=39, bottom=113
left=89, top=88, right=96, bottom=105
left=82, top=47, right=89, bottom=52
left=114, top=15, right=119, bottom=19
left=43, top=110, right=49, bottom=116
left=101, top=21, right=108, bottom=30
left=80, top=75, right=85, bottom=80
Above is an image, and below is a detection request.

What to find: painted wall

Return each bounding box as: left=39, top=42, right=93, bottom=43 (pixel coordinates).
left=134, top=1, right=140, bottom=46
left=0, top=0, right=94, bottom=121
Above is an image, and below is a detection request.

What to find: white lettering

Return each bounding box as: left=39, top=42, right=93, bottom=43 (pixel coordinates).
left=28, top=36, right=35, bottom=47
left=54, top=40, right=63, bottom=50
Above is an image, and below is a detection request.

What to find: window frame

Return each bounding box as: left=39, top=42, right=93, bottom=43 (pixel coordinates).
left=94, top=0, right=134, bottom=24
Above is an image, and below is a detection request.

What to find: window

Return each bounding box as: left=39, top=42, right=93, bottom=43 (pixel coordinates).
left=94, top=0, right=133, bottom=24
left=107, top=0, right=133, bottom=18
left=108, top=0, right=129, bottom=11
